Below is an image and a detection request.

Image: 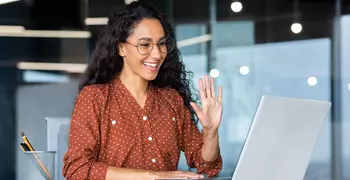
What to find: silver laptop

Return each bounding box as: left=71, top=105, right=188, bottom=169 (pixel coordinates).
left=159, top=95, right=331, bottom=180
left=230, top=95, right=331, bottom=180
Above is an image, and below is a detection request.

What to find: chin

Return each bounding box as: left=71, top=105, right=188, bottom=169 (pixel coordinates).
left=141, top=73, right=159, bottom=81
left=140, top=62, right=162, bottom=81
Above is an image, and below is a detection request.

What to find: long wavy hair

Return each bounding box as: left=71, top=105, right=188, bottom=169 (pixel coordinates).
left=79, top=1, right=198, bottom=123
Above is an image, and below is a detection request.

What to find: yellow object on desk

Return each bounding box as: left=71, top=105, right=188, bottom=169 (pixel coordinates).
left=20, top=132, right=53, bottom=180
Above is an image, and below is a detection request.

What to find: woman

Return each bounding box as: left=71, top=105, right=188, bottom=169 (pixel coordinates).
left=62, top=1, right=223, bottom=180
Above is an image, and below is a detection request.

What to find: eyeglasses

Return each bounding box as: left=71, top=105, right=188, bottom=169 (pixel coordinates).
left=126, top=37, right=175, bottom=55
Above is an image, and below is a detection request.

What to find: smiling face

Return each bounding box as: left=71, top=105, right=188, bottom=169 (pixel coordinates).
left=118, top=18, right=168, bottom=81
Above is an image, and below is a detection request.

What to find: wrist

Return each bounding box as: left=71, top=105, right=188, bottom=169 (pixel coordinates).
left=203, top=127, right=218, bottom=138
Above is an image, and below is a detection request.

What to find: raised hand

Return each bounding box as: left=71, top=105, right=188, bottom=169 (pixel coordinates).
left=190, top=74, right=223, bottom=134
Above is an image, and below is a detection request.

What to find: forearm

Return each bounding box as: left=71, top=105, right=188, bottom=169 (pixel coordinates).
left=201, top=129, right=220, bottom=161
left=106, top=166, right=153, bottom=180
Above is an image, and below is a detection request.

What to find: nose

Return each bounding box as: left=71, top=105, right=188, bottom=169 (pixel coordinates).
left=150, top=45, right=162, bottom=59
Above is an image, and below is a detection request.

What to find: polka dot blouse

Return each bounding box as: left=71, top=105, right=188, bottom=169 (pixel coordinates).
left=62, top=78, right=222, bottom=180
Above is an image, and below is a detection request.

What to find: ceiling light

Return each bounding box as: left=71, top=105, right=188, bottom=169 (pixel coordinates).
left=307, top=77, right=317, bottom=86
left=0, top=29, right=91, bottom=38
left=124, top=0, right=137, bottom=4
left=230, top=1, right=243, bottom=13
left=17, top=62, right=87, bottom=73
left=84, top=17, right=108, bottom=25
left=177, top=34, right=211, bottom=48
left=210, top=69, right=220, bottom=78
left=239, top=66, right=249, bottom=75
left=291, top=23, right=302, bottom=34
left=0, top=25, right=25, bottom=33
left=0, top=0, right=20, bottom=5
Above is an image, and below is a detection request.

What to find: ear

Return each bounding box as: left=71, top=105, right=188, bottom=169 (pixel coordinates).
left=118, top=43, right=126, bottom=57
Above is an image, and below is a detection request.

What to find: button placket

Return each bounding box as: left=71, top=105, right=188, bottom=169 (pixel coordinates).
left=142, top=114, right=153, bottom=143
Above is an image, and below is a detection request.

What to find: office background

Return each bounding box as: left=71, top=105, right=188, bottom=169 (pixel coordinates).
left=0, top=0, right=350, bottom=179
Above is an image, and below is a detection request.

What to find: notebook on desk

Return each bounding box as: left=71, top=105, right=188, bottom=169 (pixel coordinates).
left=181, top=95, right=331, bottom=180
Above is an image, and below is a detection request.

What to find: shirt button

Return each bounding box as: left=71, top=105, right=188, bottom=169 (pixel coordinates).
left=148, top=136, right=153, bottom=141
left=151, top=158, right=156, bottom=163
left=143, top=116, right=147, bottom=121
left=172, top=117, right=176, bottom=121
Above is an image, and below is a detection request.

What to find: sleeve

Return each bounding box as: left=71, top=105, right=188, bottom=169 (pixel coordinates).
left=175, top=92, right=223, bottom=177
left=62, top=86, right=109, bottom=180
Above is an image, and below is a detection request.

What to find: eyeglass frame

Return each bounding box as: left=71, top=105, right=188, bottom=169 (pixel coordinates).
left=124, top=37, right=175, bottom=55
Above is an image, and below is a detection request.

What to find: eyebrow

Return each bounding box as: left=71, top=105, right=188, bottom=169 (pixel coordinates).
left=138, top=36, right=166, bottom=41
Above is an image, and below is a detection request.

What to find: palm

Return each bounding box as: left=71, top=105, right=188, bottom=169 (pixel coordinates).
left=190, top=74, right=223, bottom=131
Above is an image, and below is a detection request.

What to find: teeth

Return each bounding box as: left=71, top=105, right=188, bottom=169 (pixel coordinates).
left=143, top=62, right=157, bottom=68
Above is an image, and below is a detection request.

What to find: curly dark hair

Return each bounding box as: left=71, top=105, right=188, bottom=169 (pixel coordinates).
left=79, top=0, right=198, bottom=123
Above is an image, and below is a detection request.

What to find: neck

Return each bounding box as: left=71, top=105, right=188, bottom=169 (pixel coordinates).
left=118, top=69, right=149, bottom=97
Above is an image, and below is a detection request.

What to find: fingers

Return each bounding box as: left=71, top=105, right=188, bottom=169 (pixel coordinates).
left=204, top=75, right=212, bottom=98
left=199, top=74, right=222, bottom=101
left=210, top=76, right=215, bottom=98
left=182, top=172, right=204, bottom=179
left=199, top=78, right=206, bottom=101
left=155, top=170, right=204, bottom=179
left=218, top=85, right=223, bottom=103
left=174, top=171, right=204, bottom=179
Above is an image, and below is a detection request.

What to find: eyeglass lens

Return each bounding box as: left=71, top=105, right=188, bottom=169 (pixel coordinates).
left=136, top=38, right=174, bottom=55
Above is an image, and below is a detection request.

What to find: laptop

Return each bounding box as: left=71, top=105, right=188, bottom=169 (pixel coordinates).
left=179, top=95, right=331, bottom=180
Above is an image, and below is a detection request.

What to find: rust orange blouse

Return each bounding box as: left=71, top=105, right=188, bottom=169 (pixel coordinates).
left=62, top=78, right=222, bottom=180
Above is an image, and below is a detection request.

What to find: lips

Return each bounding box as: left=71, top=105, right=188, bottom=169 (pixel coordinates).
left=143, top=62, right=157, bottom=68
left=142, top=61, right=159, bottom=73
